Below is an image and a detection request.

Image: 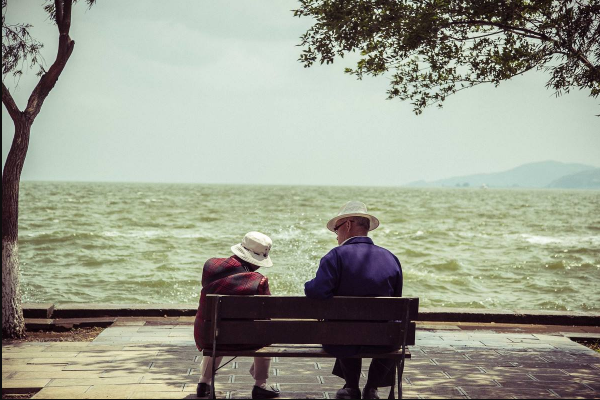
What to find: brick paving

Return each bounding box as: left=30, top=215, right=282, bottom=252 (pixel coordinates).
left=2, top=319, right=599, bottom=399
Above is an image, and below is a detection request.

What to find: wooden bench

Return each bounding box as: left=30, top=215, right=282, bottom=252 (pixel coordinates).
left=201, top=295, right=419, bottom=399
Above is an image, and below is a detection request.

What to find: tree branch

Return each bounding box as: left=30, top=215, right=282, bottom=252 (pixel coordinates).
left=448, top=18, right=598, bottom=73
left=24, top=0, right=74, bottom=121
left=448, top=20, right=550, bottom=42
left=442, top=30, right=504, bottom=42
left=567, top=44, right=597, bottom=72
left=54, top=0, right=64, bottom=27
left=59, top=0, right=72, bottom=35
left=2, top=82, right=22, bottom=121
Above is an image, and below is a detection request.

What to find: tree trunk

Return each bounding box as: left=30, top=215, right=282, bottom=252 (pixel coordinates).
left=2, top=118, right=31, bottom=339
left=2, top=1, right=76, bottom=339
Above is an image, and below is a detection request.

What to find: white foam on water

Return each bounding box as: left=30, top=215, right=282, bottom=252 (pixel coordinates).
left=102, top=230, right=162, bottom=238
left=271, top=226, right=304, bottom=240
left=521, top=234, right=563, bottom=245
left=178, top=233, right=205, bottom=239
left=101, top=229, right=213, bottom=239
left=519, top=234, right=600, bottom=247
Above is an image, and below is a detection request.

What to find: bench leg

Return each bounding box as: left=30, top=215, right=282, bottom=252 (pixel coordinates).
left=397, top=360, right=403, bottom=399
left=211, top=360, right=216, bottom=399
left=388, top=362, right=397, bottom=400
left=388, top=360, right=404, bottom=399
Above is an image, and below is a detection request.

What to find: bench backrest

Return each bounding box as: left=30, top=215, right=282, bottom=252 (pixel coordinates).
left=202, top=295, right=419, bottom=347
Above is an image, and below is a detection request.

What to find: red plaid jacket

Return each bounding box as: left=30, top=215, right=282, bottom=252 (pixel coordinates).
left=194, top=255, right=270, bottom=351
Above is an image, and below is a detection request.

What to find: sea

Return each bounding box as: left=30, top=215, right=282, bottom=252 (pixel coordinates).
left=17, top=181, right=600, bottom=312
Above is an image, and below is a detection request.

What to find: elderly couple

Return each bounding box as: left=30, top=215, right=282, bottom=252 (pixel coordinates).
left=193, top=201, right=403, bottom=400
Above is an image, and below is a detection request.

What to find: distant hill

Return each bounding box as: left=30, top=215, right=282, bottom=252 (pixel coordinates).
left=407, top=161, right=597, bottom=189
left=546, top=168, right=600, bottom=189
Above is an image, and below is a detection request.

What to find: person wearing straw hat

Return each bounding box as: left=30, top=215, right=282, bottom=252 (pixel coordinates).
left=193, top=232, right=280, bottom=399
left=305, top=201, right=403, bottom=400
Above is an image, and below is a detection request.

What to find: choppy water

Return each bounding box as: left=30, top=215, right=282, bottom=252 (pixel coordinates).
left=17, top=181, right=600, bottom=312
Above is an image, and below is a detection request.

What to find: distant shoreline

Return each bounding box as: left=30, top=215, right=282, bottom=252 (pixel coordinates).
left=19, top=179, right=600, bottom=190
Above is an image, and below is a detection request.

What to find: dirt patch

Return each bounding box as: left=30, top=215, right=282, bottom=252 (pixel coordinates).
left=573, top=338, right=600, bottom=353
left=2, top=326, right=104, bottom=344
left=2, top=394, right=37, bottom=400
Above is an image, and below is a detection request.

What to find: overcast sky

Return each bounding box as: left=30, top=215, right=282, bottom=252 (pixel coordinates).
left=2, top=0, right=599, bottom=187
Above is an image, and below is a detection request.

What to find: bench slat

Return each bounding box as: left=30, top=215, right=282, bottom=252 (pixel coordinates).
left=203, top=320, right=416, bottom=346
left=203, top=345, right=411, bottom=359
left=205, top=295, right=419, bottom=321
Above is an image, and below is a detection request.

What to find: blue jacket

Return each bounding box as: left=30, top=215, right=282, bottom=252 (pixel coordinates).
left=304, top=236, right=403, bottom=358
left=305, top=236, right=402, bottom=299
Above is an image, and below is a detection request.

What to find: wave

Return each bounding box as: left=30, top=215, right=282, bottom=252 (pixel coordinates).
left=519, top=234, right=600, bottom=247
left=101, top=230, right=216, bottom=240
left=17, top=182, right=600, bottom=312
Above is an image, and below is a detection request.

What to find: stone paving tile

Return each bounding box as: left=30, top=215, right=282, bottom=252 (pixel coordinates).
left=32, top=386, right=91, bottom=399
left=231, top=390, right=326, bottom=399
left=402, top=387, right=466, bottom=399
left=156, top=351, right=197, bottom=361
left=127, top=392, right=189, bottom=399
left=83, top=345, right=127, bottom=351
left=456, top=386, right=558, bottom=399
left=272, top=368, right=325, bottom=377
left=111, top=320, right=146, bottom=326
left=271, top=382, right=342, bottom=391
left=237, top=374, right=323, bottom=384
left=528, top=371, right=580, bottom=381
left=565, top=370, right=600, bottom=380
left=85, top=383, right=185, bottom=393
left=72, top=356, right=118, bottom=363
left=3, top=346, right=52, bottom=353
left=3, top=379, right=52, bottom=389
left=181, top=382, right=233, bottom=392
left=91, top=336, right=134, bottom=343
left=26, top=358, right=80, bottom=365
left=62, top=363, right=136, bottom=371
left=168, top=331, right=193, bottom=338
left=3, top=351, right=81, bottom=359
left=2, top=364, right=68, bottom=372
left=99, top=371, right=150, bottom=379
left=151, top=362, right=199, bottom=371
left=10, top=371, right=104, bottom=380
left=47, top=377, right=144, bottom=387
left=4, top=322, right=600, bottom=399
left=140, top=375, right=199, bottom=385
left=580, top=381, right=600, bottom=391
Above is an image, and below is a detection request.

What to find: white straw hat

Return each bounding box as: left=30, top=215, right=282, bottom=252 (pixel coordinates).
left=231, top=231, right=273, bottom=268
left=326, top=201, right=380, bottom=232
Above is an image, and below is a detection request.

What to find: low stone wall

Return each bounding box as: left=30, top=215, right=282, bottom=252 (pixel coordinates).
left=22, top=303, right=600, bottom=326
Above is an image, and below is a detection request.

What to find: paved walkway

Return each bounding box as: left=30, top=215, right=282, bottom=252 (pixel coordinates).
left=3, top=318, right=599, bottom=399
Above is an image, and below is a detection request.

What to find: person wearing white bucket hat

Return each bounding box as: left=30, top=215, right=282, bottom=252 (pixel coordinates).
left=305, top=201, right=403, bottom=400
left=193, top=232, right=280, bottom=399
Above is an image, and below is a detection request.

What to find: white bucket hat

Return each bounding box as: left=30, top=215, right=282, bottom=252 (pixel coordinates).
left=326, top=201, right=380, bottom=232
left=231, top=231, right=273, bottom=268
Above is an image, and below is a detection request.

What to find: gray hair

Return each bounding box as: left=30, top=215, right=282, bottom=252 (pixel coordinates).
left=349, top=216, right=370, bottom=230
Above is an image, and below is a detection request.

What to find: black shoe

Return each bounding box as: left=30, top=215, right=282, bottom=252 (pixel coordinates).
left=335, top=386, right=361, bottom=399
left=197, top=382, right=211, bottom=398
left=362, top=387, right=379, bottom=399
left=251, top=384, right=280, bottom=399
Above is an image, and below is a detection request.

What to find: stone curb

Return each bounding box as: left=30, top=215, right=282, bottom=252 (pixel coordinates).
left=25, top=317, right=117, bottom=331
left=22, top=303, right=600, bottom=326
left=418, top=307, right=599, bottom=326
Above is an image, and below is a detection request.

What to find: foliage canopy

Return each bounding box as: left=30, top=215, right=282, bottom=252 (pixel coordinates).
left=295, top=0, right=600, bottom=114
left=2, top=0, right=95, bottom=80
